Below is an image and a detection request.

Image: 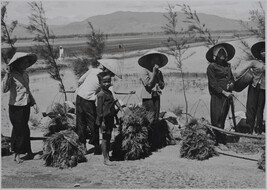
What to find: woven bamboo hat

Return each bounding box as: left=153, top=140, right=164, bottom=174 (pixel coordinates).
left=206, top=43, right=235, bottom=62
left=8, top=52, right=37, bottom=69
left=138, top=50, right=168, bottom=70
left=98, top=58, right=122, bottom=79
left=251, top=41, right=265, bottom=61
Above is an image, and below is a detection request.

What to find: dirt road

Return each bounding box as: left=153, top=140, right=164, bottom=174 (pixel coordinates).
left=1, top=138, right=265, bottom=188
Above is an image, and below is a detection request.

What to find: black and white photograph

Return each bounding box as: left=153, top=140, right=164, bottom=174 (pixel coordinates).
left=1, top=0, right=265, bottom=188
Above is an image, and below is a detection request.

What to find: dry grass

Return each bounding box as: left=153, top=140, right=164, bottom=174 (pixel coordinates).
left=180, top=118, right=219, bottom=160
left=42, top=102, right=76, bottom=137
left=112, top=106, right=154, bottom=160
left=227, top=138, right=265, bottom=154
left=42, top=130, right=87, bottom=169
left=257, top=147, right=265, bottom=171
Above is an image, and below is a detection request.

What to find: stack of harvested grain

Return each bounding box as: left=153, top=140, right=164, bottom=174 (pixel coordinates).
left=112, top=106, right=154, bottom=160
left=41, top=102, right=86, bottom=168
left=1, top=134, right=11, bottom=156
left=180, top=118, right=218, bottom=160
left=42, top=102, right=76, bottom=136
left=42, top=130, right=87, bottom=169
left=258, top=146, right=265, bottom=171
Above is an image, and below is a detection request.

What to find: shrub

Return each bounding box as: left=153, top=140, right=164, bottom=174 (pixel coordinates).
left=71, top=57, right=94, bottom=79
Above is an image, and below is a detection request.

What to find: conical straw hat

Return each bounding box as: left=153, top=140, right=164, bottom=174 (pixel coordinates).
left=8, top=52, right=37, bottom=69
left=251, top=41, right=265, bottom=62
left=206, top=43, right=235, bottom=63
left=98, top=59, right=122, bottom=79
left=138, top=50, right=168, bottom=71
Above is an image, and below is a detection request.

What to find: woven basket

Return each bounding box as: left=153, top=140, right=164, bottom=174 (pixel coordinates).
left=233, top=69, right=253, bottom=92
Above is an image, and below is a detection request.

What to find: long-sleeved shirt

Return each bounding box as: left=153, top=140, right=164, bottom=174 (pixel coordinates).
left=2, top=71, right=35, bottom=106
left=140, top=68, right=165, bottom=99
left=251, top=61, right=265, bottom=90
left=207, top=62, right=234, bottom=95
left=96, top=88, right=116, bottom=126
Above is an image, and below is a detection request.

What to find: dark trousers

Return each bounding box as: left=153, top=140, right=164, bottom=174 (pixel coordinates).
left=143, top=96, right=162, bottom=149
left=76, top=95, right=99, bottom=146
left=142, top=96, right=160, bottom=122
left=101, top=115, right=115, bottom=141
left=246, top=84, right=265, bottom=133
left=9, top=104, right=32, bottom=154
left=210, top=94, right=231, bottom=144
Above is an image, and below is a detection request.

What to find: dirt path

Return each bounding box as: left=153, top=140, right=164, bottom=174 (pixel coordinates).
left=1, top=138, right=265, bottom=188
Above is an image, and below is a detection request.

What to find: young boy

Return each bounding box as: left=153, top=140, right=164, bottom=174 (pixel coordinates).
left=96, top=71, right=117, bottom=166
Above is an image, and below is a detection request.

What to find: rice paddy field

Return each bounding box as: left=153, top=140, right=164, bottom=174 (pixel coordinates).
left=1, top=35, right=265, bottom=188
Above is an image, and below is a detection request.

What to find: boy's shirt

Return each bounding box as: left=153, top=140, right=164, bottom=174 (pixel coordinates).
left=96, top=88, right=116, bottom=126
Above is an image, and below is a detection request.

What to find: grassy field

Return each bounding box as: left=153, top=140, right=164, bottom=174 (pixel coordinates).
left=1, top=31, right=252, bottom=58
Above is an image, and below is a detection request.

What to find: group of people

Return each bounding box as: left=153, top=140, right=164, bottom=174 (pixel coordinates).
left=206, top=41, right=265, bottom=146
left=2, top=40, right=265, bottom=165
left=1, top=50, right=167, bottom=165
left=75, top=51, right=168, bottom=166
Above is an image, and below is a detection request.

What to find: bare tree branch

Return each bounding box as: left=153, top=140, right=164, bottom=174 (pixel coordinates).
left=1, top=1, right=17, bottom=64
left=26, top=1, right=67, bottom=101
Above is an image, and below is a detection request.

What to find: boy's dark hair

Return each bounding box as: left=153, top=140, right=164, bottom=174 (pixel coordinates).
left=97, top=71, right=111, bottom=82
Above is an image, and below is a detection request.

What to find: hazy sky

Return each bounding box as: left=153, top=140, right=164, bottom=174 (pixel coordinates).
left=3, top=0, right=265, bottom=25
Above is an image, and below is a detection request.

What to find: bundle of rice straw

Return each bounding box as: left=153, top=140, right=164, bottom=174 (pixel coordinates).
left=42, top=130, right=87, bottom=169
left=42, top=102, right=76, bottom=137
left=112, top=106, right=154, bottom=160
left=257, top=146, right=265, bottom=171
left=1, top=134, right=11, bottom=156
left=180, top=118, right=218, bottom=160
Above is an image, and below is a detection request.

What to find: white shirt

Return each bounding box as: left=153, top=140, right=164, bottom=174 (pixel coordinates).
left=76, top=68, right=102, bottom=101
left=2, top=71, right=35, bottom=106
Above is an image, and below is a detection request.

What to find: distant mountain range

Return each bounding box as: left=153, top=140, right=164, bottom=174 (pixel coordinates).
left=12, top=11, right=253, bottom=38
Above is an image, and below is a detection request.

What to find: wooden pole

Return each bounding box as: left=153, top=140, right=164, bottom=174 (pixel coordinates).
left=204, top=123, right=265, bottom=139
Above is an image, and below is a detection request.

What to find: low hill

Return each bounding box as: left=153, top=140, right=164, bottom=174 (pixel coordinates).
left=12, top=11, right=253, bottom=38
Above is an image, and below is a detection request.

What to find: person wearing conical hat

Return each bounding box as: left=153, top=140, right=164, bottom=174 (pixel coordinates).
left=246, top=41, right=265, bottom=134
left=75, top=59, right=122, bottom=154
left=138, top=50, right=167, bottom=122
left=2, top=52, right=39, bottom=164
left=206, top=43, right=236, bottom=147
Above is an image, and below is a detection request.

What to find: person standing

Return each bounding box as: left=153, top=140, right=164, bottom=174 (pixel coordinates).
left=75, top=59, right=122, bottom=154
left=138, top=50, right=167, bottom=122
left=138, top=51, right=170, bottom=149
left=2, top=52, right=39, bottom=163
left=57, top=46, right=64, bottom=62
left=246, top=41, right=265, bottom=134
left=96, top=72, right=117, bottom=166
left=206, top=43, right=236, bottom=146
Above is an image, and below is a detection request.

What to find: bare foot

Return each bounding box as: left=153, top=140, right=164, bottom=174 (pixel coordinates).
left=104, top=160, right=116, bottom=166
left=15, top=155, right=23, bottom=164
left=24, top=152, right=34, bottom=160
